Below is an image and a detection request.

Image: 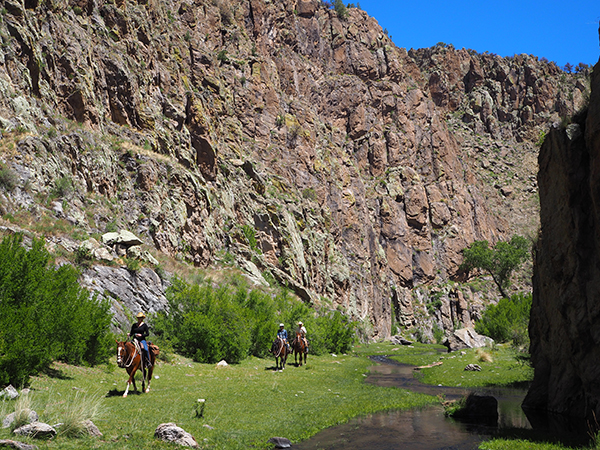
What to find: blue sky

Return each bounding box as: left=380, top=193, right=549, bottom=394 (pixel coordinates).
left=354, top=0, right=599, bottom=67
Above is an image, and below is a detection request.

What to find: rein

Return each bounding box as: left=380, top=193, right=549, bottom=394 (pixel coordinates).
left=119, top=342, right=139, bottom=368
left=274, top=338, right=284, bottom=358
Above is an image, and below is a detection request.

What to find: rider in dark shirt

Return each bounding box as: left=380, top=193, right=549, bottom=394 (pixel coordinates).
left=129, top=312, right=151, bottom=367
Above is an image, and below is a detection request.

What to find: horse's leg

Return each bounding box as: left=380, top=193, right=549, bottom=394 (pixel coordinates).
left=145, top=365, right=153, bottom=393
left=141, top=365, right=146, bottom=394
left=123, top=368, right=135, bottom=398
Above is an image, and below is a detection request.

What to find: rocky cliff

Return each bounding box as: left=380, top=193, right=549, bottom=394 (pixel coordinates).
left=524, top=59, right=600, bottom=419
left=0, top=0, right=590, bottom=336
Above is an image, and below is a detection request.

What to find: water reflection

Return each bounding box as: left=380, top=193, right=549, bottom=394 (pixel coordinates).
left=293, top=356, right=591, bottom=450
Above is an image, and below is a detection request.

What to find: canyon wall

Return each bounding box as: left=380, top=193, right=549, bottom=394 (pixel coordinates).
left=524, top=59, right=600, bottom=418
left=0, top=0, right=590, bottom=336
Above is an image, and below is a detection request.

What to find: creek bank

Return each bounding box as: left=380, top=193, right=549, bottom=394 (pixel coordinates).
left=293, top=355, right=590, bottom=450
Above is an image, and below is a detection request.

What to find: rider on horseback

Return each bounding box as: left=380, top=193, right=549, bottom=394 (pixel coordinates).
left=296, top=321, right=308, bottom=352
left=277, top=323, right=290, bottom=352
left=128, top=312, right=151, bottom=368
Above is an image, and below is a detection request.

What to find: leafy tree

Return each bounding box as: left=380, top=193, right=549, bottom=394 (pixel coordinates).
left=461, top=235, right=530, bottom=298
left=475, top=293, right=531, bottom=346
left=0, top=234, right=113, bottom=385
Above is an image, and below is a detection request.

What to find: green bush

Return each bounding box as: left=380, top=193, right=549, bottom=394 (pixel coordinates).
left=0, top=234, right=114, bottom=385
left=475, top=292, right=531, bottom=344
left=154, top=279, right=251, bottom=364
left=0, top=164, right=18, bottom=191
left=153, top=278, right=358, bottom=363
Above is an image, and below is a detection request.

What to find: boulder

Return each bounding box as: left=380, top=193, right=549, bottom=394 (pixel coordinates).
left=464, top=363, right=482, bottom=371
left=127, top=245, right=159, bottom=265
left=154, top=423, right=198, bottom=448
left=13, top=423, right=56, bottom=439
left=297, top=0, right=317, bottom=18
left=3, top=411, right=38, bottom=429
left=452, top=393, right=498, bottom=424
left=82, top=420, right=102, bottom=437
left=1, top=386, right=19, bottom=400
left=0, top=439, right=39, bottom=450
left=442, top=327, right=493, bottom=352
left=389, top=335, right=413, bottom=346
left=101, top=230, right=144, bottom=247
left=268, top=436, right=291, bottom=448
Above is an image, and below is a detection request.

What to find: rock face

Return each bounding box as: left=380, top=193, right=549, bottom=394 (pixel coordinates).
left=524, top=59, right=600, bottom=419
left=0, top=0, right=590, bottom=338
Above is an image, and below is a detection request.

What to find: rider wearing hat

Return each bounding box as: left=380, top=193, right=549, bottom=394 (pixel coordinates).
left=276, top=323, right=290, bottom=352
left=296, top=321, right=308, bottom=351
left=128, top=312, right=151, bottom=367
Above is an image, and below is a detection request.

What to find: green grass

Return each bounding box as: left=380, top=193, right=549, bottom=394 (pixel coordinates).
left=376, top=343, right=533, bottom=388
left=0, top=352, right=436, bottom=449
left=480, top=439, right=585, bottom=450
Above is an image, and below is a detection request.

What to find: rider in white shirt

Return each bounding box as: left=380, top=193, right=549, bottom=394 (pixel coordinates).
left=296, top=321, right=308, bottom=351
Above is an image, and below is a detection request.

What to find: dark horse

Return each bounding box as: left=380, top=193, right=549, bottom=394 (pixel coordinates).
left=116, top=340, right=158, bottom=397
left=292, top=332, right=307, bottom=366
left=270, top=337, right=289, bottom=371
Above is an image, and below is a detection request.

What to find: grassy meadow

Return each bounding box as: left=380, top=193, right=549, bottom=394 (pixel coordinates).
left=0, top=350, right=436, bottom=449
left=3, top=341, right=596, bottom=450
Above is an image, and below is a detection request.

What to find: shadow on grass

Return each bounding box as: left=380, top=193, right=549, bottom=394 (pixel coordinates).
left=105, top=388, right=142, bottom=397
left=42, top=366, right=73, bottom=380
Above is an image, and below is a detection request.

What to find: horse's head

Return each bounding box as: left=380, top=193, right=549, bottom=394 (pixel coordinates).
left=270, top=338, right=282, bottom=355
left=116, top=340, right=128, bottom=368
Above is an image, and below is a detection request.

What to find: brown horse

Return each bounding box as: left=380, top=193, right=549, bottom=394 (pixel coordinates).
left=292, top=332, right=307, bottom=366
left=270, top=337, right=289, bottom=371
left=116, top=340, right=158, bottom=397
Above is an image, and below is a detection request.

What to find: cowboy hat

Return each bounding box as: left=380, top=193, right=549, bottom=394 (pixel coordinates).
left=279, top=323, right=284, bottom=327
left=136, top=312, right=146, bottom=318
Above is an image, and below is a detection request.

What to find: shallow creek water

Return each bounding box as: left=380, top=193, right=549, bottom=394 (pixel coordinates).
left=293, top=355, right=591, bottom=450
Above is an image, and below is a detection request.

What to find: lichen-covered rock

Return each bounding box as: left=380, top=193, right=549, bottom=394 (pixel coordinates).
left=13, top=423, right=56, bottom=439
left=442, top=327, right=494, bottom=352
left=154, top=423, right=198, bottom=448
left=0, top=439, right=39, bottom=450
left=2, top=411, right=38, bottom=429
left=0, top=0, right=589, bottom=340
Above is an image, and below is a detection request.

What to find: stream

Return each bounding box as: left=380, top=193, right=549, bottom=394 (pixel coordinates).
left=293, top=355, right=592, bottom=450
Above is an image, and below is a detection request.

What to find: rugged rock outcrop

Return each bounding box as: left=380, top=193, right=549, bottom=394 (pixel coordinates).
left=524, top=59, right=600, bottom=418
left=0, top=0, right=590, bottom=337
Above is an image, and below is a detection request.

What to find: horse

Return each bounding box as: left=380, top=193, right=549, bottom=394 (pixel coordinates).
left=116, top=340, right=158, bottom=397
left=292, top=332, right=307, bottom=366
left=270, top=337, right=289, bottom=371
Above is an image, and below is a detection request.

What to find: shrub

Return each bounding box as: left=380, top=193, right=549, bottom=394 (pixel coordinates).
left=0, top=234, right=114, bottom=385
left=320, top=310, right=355, bottom=353
left=153, top=277, right=358, bottom=362
left=475, top=292, right=531, bottom=345
left=333, top=0, right=348, bottom=19
left=0, top=164, right=18, bottom=191
left=51, top=176, right=74, bottom=198
left=154, top=279, right=251, bottom=364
